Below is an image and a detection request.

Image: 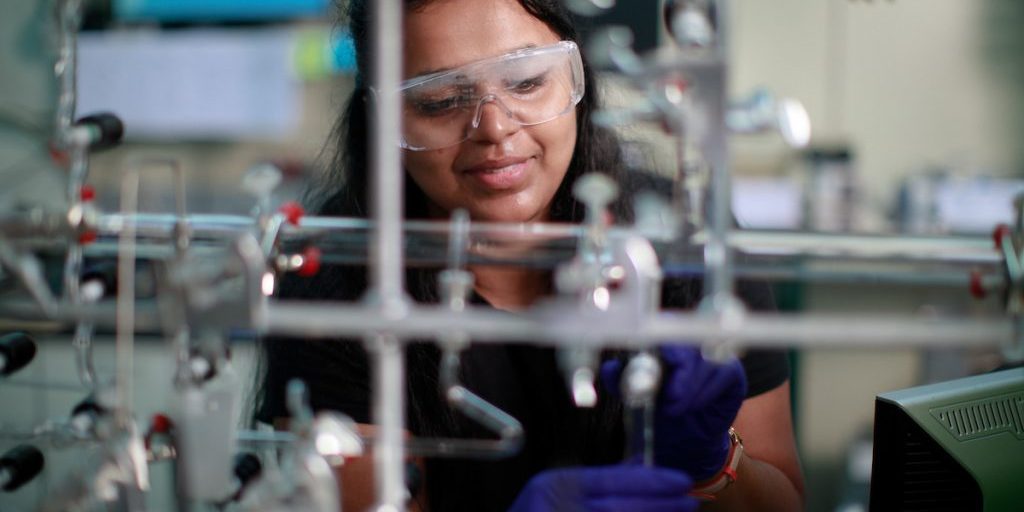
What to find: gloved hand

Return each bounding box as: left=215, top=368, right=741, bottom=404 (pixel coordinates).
left=507, top=465, right=699, bottom=512
left=601, top=346, right=747, bottom=481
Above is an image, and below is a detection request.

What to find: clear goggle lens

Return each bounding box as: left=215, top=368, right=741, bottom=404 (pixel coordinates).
left=399, top=41, right=585, bottom=151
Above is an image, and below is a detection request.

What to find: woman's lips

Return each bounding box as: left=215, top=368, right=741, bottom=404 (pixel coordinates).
left=462, top=158, right=530, bottom=190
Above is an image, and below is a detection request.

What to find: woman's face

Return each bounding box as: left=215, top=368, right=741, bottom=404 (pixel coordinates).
left=402, top=0, right=576, bottom=223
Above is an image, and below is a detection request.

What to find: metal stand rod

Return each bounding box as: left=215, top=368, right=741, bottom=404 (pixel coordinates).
left=369, top=0, right=406, bottom=309
left=115, top=172, right=140, bottom=428
left=0, top=297, right=1005, bottom=349
left=702, top=0, right=735, bottom=304
left=368, top=334, right=407, bottom=510
left=115, top=171, right=139, bottom=427
left=266, top=304, right=1010, bottom=349
left=368, top=0, right=408, bottom=507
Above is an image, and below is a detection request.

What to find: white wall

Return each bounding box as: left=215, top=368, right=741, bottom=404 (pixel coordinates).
left=731, top=0, right=1015, bottom=203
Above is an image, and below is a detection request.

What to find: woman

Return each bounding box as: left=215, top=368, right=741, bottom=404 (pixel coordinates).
left=256, top=0, right=804, bottom=510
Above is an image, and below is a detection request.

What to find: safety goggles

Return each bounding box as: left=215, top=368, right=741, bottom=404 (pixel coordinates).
left=398, top=41, right=585, bottom=151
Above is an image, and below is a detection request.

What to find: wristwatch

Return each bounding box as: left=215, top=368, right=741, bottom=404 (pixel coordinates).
left=689, top=427, right=744, bottom=501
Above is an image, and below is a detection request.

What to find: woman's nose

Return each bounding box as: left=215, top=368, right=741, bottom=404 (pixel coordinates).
left=468, top=94, right=520, bottom=143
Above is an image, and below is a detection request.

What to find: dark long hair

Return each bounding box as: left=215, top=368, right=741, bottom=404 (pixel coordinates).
left=311, top=0, right=628, bottom=225
left=293, top=0, right=647, bottom=307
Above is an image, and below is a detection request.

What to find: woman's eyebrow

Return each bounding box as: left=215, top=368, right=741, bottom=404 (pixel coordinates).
left=412, top=44, right=539, bottom=77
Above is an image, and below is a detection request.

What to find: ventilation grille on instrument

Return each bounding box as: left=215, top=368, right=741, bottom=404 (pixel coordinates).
left=929, top=392, right=1024, bottom=442
left=891, top=426, right=980, bottom=511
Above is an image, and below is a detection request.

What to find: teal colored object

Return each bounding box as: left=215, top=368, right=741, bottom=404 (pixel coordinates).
left=871, top=367, right=1024, bottom=511
left=332, top=33, right=356, bottom=73
left=114, top=0, right=328, bottom=22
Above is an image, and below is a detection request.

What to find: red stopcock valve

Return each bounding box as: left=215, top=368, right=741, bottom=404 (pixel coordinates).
left=297, top=246, right=322, bottom=277
left=279, top=202, right=305, bottom=226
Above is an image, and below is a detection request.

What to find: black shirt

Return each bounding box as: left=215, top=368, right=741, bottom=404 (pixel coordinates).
left=255, top=274, right=790, bottom=511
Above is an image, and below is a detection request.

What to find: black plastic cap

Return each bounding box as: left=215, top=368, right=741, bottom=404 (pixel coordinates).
left=71, top=395, right=106, bottom=418
left=0, top=445, right=44, bottom=491
left=75, top=112, right=125, bottom=150
left=81, top=260, right=118, bottom=298
left=233, top=453, right=262, bottom=486
left=0, top=333, right=36, bottom=376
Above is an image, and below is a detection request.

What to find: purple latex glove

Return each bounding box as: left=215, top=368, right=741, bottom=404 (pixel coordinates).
left=507, top=465, right=699, bottom=512
left=602, top=346, right=747, bottom=481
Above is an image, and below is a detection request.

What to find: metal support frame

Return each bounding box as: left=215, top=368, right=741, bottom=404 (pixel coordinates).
left=264, top=304, right=1010, bottom=350
left=2, top=0, right=1023, bottom=510
left=368, top=0, right=409, bottom=508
